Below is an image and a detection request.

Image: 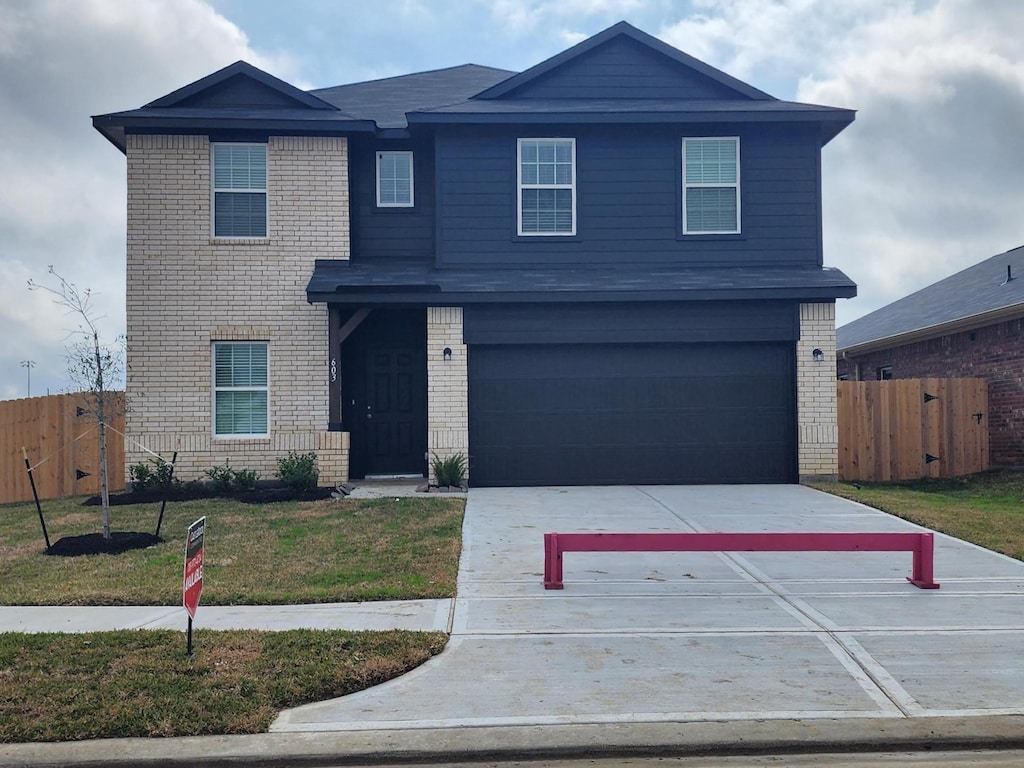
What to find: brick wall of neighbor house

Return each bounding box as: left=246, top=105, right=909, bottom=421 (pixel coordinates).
left=124, top=134, right=350, bottom=485
left=426, top=306, right=469, bottom=482
left=797, top=302, right=838, bottom=478
left=837, top=318, right=1024, bottom=466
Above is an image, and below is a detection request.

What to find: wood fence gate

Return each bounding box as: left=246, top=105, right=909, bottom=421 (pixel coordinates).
left=836, top=379, right=988, bottom=482
left=1, top=392, right=125, bottom=504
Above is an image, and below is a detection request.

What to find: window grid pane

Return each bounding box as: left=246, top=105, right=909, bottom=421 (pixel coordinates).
left=519, top=139, right=574, bottom=235
left=214, top=343, right=268, bottom=435
left=684, top=137, right=739, bottom=234
left=377, top=152, right=413, bottom=206
left=213, top=144, right=267, bottom=237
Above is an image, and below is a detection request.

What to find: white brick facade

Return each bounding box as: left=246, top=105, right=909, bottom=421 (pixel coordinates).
left=796, top=302, right=838, bottom=478
left=426, top=307, right=469, bottom=482
left=125, top=134, right=350, bottom=484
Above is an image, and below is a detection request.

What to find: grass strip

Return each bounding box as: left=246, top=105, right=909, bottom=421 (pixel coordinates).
left=0, top=628, right=446, bottom=742
left=807, top=469, right=1024, bottom=561
left=0, top=496, right=464, bottom=605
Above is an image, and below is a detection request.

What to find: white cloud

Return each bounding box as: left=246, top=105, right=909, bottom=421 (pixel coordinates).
left=0, top=0, right=292, bottom=398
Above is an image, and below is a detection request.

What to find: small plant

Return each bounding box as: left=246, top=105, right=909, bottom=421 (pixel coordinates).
left=431, top=452, right=467, bottom=488
left=276, top=451, right=319, bottom=491
left=205, top=461, right=260, bottom=492
left=129, top=457, right=175, bottom=491
left=204, top=462, right=235, bottom=492
left=128, top=461, right=153, bottom=491
left=231, top=468, right=259, bottom=491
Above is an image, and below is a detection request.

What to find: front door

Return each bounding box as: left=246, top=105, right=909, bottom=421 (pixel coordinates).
left=341, top=308, right=427, bottom=479
left=365, top=347, right=424, bottom=475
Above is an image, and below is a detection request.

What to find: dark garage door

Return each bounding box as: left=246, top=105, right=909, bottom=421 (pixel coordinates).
left=468, top=342, right=796, bottom=486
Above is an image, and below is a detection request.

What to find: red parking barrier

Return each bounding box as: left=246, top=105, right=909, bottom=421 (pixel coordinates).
left=543, top=531, right=940, bottom=590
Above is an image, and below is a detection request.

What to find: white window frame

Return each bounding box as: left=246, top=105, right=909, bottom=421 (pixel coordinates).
left=211, top=142, right=268, bottom=238
left=376, top=150, right=414, bottom=207
left=213, top=341, right=269, bottom=438
left=682, top=136, right=741, bottom=235
left=517, top=137, right=576, bottom=236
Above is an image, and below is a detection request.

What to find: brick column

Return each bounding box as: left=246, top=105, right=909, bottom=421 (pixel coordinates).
left=426, top=307, right=469, bottom=482
left=797, top=302, right=838, bottom=479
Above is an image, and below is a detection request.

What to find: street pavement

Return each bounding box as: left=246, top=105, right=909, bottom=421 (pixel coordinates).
left=3, top=484, right=1024, bottom=766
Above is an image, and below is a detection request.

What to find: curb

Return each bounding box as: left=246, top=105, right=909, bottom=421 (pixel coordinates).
left=4, top=716, right=1024, bottom=767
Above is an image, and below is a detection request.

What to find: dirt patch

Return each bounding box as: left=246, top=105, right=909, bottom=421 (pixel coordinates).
left=46, top=532, right=162, bottom=557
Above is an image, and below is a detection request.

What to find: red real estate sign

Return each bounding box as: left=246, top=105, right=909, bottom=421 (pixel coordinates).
left=183, top=516, right=206, bottom=620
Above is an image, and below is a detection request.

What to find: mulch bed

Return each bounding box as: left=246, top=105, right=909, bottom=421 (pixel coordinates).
left=82, top=486, right=335, bottom=507
left=45, top=531, right=162, bottom=557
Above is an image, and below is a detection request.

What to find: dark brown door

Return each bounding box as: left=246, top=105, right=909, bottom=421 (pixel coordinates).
left=365, top=348, right=424, bottom=475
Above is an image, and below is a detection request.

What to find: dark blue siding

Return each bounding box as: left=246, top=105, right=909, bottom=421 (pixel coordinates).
left=502, top=36, right=742, bottom=100
left=435, top=123, right=822, bottom=268
left=180, top=76, right=301, bottom=108
left=350, top=136, right=435, bottom=262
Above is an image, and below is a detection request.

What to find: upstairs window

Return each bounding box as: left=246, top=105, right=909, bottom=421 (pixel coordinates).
left=213, top=143, right=267, bottom=237
left=518, top=138, right=575, bottom=236
left=376, top=151, right=414, bottom=207
left=683, top=137, right=740, bottom=234
left=214, top=342, right=268, bottom=436
left=877, top=365, right=893, bottom=380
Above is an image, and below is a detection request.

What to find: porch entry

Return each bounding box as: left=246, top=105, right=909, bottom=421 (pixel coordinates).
left=340, top=309, right=427, bottom=479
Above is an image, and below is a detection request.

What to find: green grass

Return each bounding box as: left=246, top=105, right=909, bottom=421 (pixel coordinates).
left=0, top=628, right=447, bottom=742
left=807, top=469, right=1024, bottom=561
left=0, top=495, right=464, bottom=605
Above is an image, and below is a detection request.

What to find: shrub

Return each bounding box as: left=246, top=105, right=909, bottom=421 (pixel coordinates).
left=204, top=462, right=235, bottom=492
left=431, top=452, right=467, bottom=488
left=128, top=457, right=175, bottom=491
left=276, top=451, right=319, bottom=491
left=128, top=461, right=153, bottom=491
left=204, top=461, right=260, bottom=492
left=232, top=468, right=259, bottom=491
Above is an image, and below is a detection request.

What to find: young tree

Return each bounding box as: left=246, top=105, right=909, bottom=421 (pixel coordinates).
left=28, top=267, right=124, bottom=540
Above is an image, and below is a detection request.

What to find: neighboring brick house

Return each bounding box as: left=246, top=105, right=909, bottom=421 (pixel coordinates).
left=837, top=245, right=1024, bottom=467
left=93, top=21, right=855, bottom=486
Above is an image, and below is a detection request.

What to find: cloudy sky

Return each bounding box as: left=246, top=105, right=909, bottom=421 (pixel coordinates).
left=1, top=0, right=1021, bottom=400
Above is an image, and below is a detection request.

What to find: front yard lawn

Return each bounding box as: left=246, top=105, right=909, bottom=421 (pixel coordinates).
left=0, top=494, right=462, bottom=742
left=0, top=628, right=446, bottom=742
left=808, top=469, right=1024, bottom=561
left=0, top=495, right=464, bottom=605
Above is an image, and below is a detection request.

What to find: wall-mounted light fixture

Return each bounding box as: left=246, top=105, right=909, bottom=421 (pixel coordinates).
left=812, top=348, right=825, bottom=362
left=443, top=347, right=452, bottom=361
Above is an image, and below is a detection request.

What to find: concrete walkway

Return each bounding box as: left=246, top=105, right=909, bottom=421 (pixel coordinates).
left=0, top=599, right=452, bottom=633
left=273, top=485, right=1024, bottom=732
left=5, top=484, right=1024, bottom=767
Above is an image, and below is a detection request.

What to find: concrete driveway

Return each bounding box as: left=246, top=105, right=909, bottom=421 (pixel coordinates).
left=272, top=485, right=1024, bottom=732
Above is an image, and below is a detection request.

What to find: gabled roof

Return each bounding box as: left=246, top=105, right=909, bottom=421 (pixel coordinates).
left=93, top=61, right=373, bottom=152
left=837, top=245, right=1024, bottom=353
left=474, top=21, right=772, bottom=102
left=311, top=65, right=513, bottom=130
left=147, top=61, right=337, bottom=110
left=94, top=21, right=854, bottom=147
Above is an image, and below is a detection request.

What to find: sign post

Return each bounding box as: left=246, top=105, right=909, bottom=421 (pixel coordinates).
left=183, top=516, right=206, bottom=657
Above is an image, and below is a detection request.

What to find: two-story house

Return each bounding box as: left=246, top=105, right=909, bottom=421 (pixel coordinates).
left=93, top=21, right=855, bottom=487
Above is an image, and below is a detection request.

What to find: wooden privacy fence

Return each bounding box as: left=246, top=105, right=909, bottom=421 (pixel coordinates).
left=1, top=392, right=125, bottom=504
left=837, top=379, right=988, bottom=482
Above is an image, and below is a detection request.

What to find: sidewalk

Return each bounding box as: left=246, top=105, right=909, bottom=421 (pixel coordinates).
left=0, top=600, right=452, bottom=633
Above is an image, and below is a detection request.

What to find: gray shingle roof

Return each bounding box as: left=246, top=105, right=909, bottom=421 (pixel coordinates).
left=837, top=245, right=1024, bottom=350
left=307, top=261, right=856, bottom=305
left=311, top=65, right=514, bottom=129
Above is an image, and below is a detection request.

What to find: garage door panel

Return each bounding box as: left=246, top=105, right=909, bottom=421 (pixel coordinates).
left=469, top=343, right=796, bottom=486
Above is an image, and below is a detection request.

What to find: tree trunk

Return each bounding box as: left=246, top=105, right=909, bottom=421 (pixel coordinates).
left=94, top=331, right=111, bottom=540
